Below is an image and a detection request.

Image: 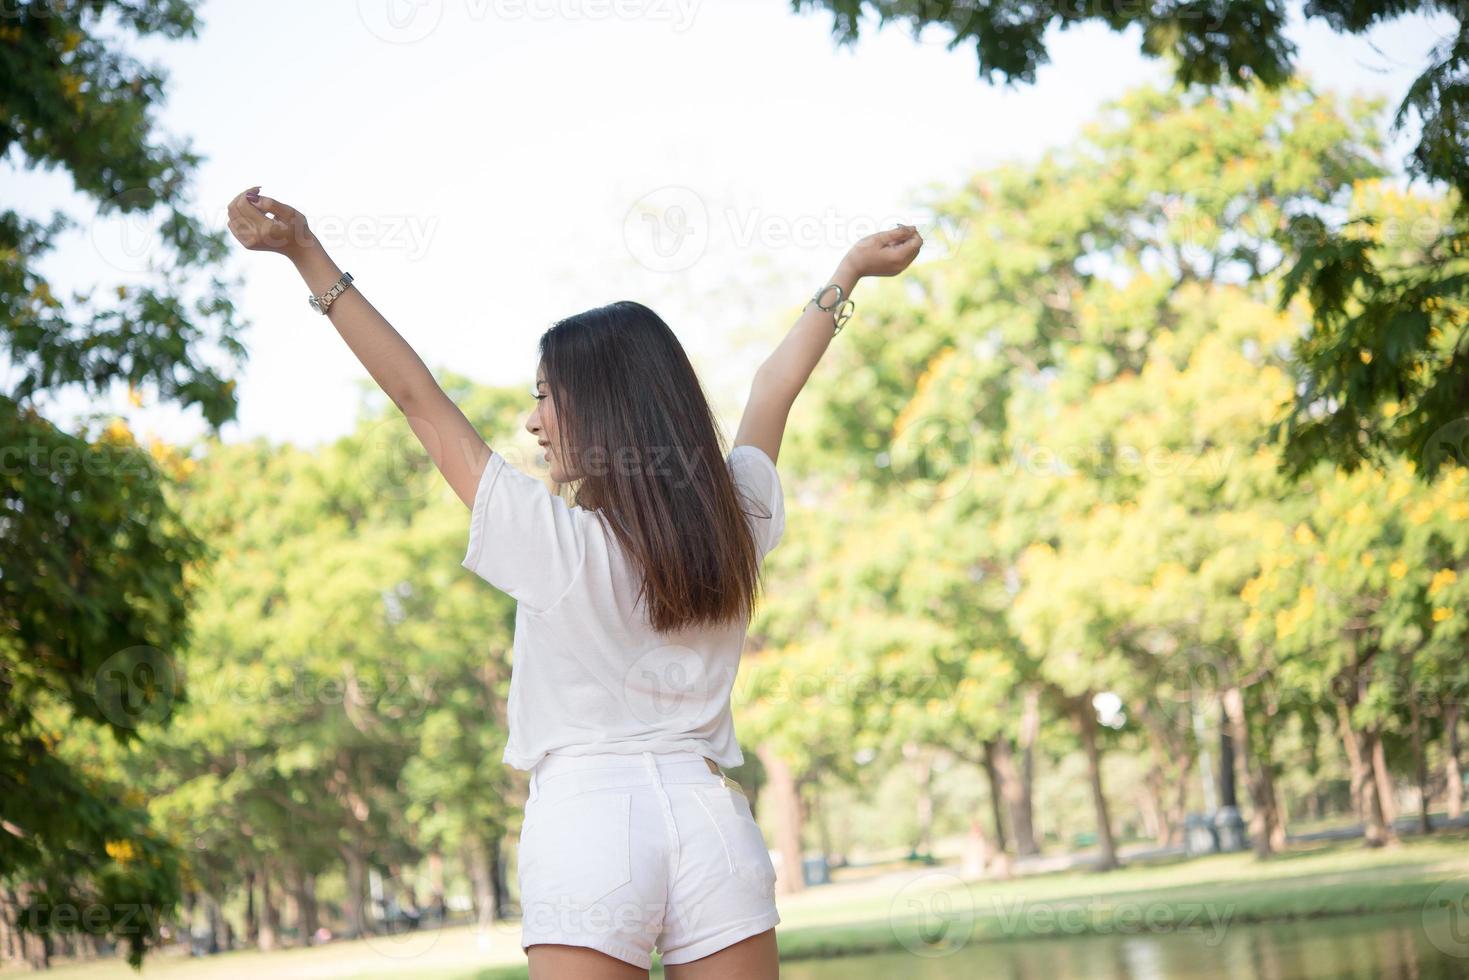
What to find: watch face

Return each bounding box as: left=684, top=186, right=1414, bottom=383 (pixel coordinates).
left=308, top=295, right=321, bottom=312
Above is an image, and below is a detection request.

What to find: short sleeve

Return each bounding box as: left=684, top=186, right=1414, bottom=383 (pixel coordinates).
left=728, top=444, right=785, bottom=560
left=462, top=450, right=587, bottom=613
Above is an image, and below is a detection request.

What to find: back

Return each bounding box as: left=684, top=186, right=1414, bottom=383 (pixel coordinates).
left=461, top=443, right=786, bottom=771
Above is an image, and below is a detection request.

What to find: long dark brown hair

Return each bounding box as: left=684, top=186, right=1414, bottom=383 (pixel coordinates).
left=538, top=300, right=769, bottom=633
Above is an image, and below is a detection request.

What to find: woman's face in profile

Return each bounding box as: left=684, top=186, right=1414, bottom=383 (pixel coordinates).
left=527, top=365, right=574, bottom=483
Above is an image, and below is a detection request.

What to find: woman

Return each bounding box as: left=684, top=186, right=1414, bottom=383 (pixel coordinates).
left=226, top=186, right=923, bottom=978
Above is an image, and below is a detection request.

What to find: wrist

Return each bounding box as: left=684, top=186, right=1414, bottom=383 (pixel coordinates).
left=284, top=231, right=324, bottom=265
left=836, top=257, right=863, bottom=284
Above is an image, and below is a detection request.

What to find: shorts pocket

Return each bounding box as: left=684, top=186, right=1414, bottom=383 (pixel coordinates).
left=693, top=783, right=777, bottom=899
left=519, top=790, right=634, bottom=908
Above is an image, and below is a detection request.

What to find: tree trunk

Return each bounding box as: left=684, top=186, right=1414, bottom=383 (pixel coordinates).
left=340, top=845, right=370, bottom=938
left=491, top=836, right=507, bottom=921
left=1015, top=688, right=1041, bottom=855
left=1410, top=693, right=1432, bottom=834
left=259, top=866, right=280, bottom=952
left=1337, top=695, right=1399, bottom=849
left=1169, top=747, right=1194, bottom=849
left=203, top=891, right=226, bottom=953
left=1372, top=735, right=1398, bottom=826
left=1139, top=761, right=1165, bottom=843
left=1265, top=765, right=1288, bottom=852
left=1074, top=693, right=1119, bottom=871
left=1339, top=698, right=1365, bottom=821
left=756, top=743, right=806, bottom=895
left=287, top=865, right=319, bottom=946
left=981, top=741, right=1011, bottom=853
left=1363, top=727, right=1398, bottom=845
left=912, top=751, right=935, bottom=857
left=6, top=884, right=50, bottom=969
left=463, top=834, right=496, bottom=929
left=808, top=783, right=835, bottom=867
left=244, top=871, right=258, bottom=946
left=1446, top=700, right=1464, bottom=821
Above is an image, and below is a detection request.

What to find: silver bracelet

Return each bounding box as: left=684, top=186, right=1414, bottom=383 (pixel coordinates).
left=807, top=282, right=855, bottom=335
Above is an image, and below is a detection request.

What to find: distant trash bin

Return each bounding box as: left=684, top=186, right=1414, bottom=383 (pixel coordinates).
left=802, top=855, right=830, bottom=886
left=1213, top=805, right=1248, bottom=852
left=1185, top=812, right=1219, bottom=856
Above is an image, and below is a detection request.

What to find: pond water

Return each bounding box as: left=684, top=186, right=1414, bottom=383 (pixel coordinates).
left=779, top=908, right=1469, bottom=980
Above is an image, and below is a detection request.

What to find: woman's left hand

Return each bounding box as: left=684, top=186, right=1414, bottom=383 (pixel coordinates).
left=226, top=186, right=317, bottom=258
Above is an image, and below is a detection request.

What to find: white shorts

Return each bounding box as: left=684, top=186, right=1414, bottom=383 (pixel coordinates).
left=517, top=749, right=780, bottom=969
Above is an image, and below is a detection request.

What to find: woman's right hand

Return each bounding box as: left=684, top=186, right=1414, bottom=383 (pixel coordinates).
left=841, top=224, right=924, bottom=278
left=226, top=186, right=317, bottom=258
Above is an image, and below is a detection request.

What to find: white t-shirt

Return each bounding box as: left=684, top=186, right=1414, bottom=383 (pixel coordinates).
left=462, top=443, right=785, bottom=771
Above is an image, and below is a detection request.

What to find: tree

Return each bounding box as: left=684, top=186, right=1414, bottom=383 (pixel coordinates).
left=792, top=0, right=1469, bottom=499
left=2, top=0, right=245, bottom=965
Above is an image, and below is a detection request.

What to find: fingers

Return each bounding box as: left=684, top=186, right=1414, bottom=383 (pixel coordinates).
left=253, top=195, right=295, bottom=220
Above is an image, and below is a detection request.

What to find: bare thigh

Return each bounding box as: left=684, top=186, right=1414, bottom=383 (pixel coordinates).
left=527, top=943, right=649, bottom=980
left=663, top=928, right=779, bottom=980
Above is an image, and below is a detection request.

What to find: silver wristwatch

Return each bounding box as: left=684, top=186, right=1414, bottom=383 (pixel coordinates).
left=309, top=272, right=354, bottom=314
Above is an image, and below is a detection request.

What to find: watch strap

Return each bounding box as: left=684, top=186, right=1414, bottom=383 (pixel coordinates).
left=310, top=271, right=354, bottom=314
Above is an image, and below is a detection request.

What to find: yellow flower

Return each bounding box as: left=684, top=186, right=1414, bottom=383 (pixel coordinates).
left=1359, top=349, right=1373, bottom=364
left=1429, top=568, right=1458, bottom=597
left=1389, top=559, right=1408, bottom=580
left=1451, top=502, right=1469, bottom=522
left=1361, top=553, right=1375, bottom=568
left=1345, top=502, right=1371, bottom=527
left=1293, top=524, right=1316, bottom=545
left=1276, top=607, right=1298, bottom=639
left=117, top=284, right=129, bottom=300
left=1432, top=607, right=1453, bottom=623
left=105, top=840, right=138, bottom=864
left=102, top=418, right=132, bottom=444
left=127, top=383, right=144, bottom=408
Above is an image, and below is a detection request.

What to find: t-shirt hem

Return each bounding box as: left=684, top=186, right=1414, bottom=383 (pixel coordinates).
left=504, top=742, right=745, bottom=772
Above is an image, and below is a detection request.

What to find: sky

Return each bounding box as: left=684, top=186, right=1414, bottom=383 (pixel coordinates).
left=6, top=0, right=1459, bottom=454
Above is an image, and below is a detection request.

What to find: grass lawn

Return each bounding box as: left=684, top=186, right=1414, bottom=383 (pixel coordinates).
left=15, top=829, right=1469, bottom=979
